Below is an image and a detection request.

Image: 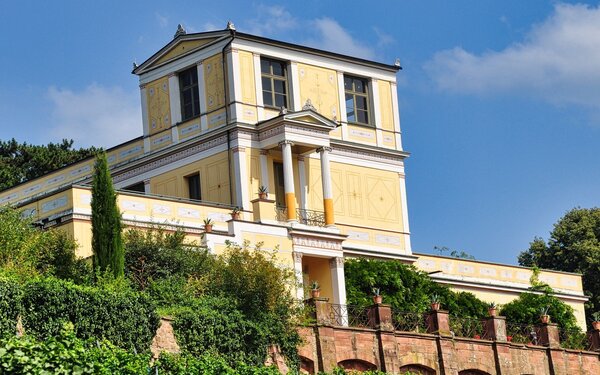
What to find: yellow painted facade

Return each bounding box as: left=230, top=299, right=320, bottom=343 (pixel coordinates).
left=145, top=76, right=171, bottom=135
left=1, top=27, right=589, bottom=330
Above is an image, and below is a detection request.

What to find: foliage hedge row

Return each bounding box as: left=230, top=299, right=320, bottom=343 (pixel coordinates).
left=0, top=276, right=159, bottom=352
left=0, top=326, right=283, bottom=375
left=344, top=258, right=489, bottom=318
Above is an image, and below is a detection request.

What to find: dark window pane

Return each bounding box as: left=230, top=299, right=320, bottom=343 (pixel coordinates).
left=274, top=79, right=286, bottom=94
left=357, top=110, right=368, bottom=124
left=263, top=91, right=273, bottom=106
left=261, top=59, right=270, bottom=73
left=262, top=77, right=272, bottom=91
left=344, top=77, right=352, bottom=89
left=354, top=79, right=364, bottom=93
left=187, top=174, right=201, bottom=200
left=275, top=93, right=286, bottom=108
left=356, top=96, right=368, bottom=110
left=272, top=62, right=284, bottom=76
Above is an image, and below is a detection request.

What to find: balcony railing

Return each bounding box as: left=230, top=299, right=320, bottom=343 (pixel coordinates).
left=505, top=322, right=538, bottom=344
left=274, top=206, right=326, bottom=227
left=449, top=315, right=489, bottom=340
left=296, top=208, right=325, bottom=227
left=393, top=311, right=429, bottom=333
left=329, top=304, right=370, bottom=327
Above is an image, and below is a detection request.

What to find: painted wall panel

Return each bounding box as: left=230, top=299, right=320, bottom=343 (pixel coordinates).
left=297, top=63, right=340, bottom=121
left=146, top=76, right=171, bottom=135
left=204, top=54, right=225, bottom=113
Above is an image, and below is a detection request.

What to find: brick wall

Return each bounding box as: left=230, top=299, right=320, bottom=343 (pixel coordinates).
left=296, top=299, right=600, bottom=374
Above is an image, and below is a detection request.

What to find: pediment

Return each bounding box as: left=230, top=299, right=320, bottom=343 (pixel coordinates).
left=154, top=39, right=216, bottom=66
left=134, top=31, right=229, bottom=75
left=282, top=110, right=338, bottom=130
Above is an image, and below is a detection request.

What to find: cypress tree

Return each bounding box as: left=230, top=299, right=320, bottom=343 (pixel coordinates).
left=91, top=151, right=124, bottom=278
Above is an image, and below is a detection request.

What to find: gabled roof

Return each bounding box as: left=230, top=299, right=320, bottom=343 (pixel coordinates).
left=133, top=27, right=401, bottom=76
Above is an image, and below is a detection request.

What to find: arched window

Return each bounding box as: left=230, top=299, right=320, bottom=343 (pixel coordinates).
left=338, top=359, right=377, bottom=372
left=459, top=370, right=491, bottom=375
left=399, top=364, right=436, bottom=375
left=299, top=356, right=314, bottom=374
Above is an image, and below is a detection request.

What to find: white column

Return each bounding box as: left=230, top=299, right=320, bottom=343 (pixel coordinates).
left=330, top=257, right=347, bottom=325
left=289, top=61, right=301, bottom=111
left=318, top=147, right=334, bottom=226
left=293, top=252, right=304, bottom=300
left=337, top=71, right=348, bottom=140
left=228, top=48, right=242, bottom=122
left=280, top=140, right=296, bottom=221
left=399, top=171, right=412, bottom=253
left=253, top=53, right=265, bottom=121
left=168, top=73, right=181, bottom=144
left=370, top=79, right=384, bottom=146
left=297, top=155, right=308, bottom=211
left=259, top=149, right=270, bottom=193
left=143, top=179, right=151, bottom=194
left=391, top=82, right=403, bottom=150
left=197, top=61, right=208, bottom=132
left=232, top=146, right=250, bottom=211
left=140, top=84, right=151, bottom=153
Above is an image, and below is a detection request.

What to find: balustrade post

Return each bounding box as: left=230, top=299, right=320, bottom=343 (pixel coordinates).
left=484, top=315, right=507, bottom=341
left=368, top=303, right=394, bottom=331
left=306, top=297, right=332, bottom=326
left=589, top=327, right=600, bottom=351
left=536, top=323, right=560, bottom=348
left=426, top=310, right=451, bottom=336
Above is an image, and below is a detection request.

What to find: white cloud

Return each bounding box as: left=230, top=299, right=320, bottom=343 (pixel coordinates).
left=424, top=3, right=600, bottom=109
left=245, top=5, right=297, bottom=36
left=303, top=18, right=375, bottom=60
left=46, top=84, right=141, bottom=148
left=155, top=12, right=168, bottom=29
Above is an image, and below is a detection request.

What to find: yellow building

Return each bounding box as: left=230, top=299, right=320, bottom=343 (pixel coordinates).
left=0, top=23, right=588, bottom=328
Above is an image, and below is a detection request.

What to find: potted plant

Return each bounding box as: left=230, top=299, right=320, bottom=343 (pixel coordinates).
left=372, top=287, right=382, bottom=304
left=258, top=185, right=268, bottom=199
left=310, top=280, right=320, bottom=298
left=539, top=306, right=550, bottom=324
left=203, top=218, right=213, bottom=233
left=230, top=207, right=241, bottom=220
left=430, top=294, right=441, bottom=311
left=488, top=302, right=498, bottom=317
left=591, top=312, right=600, bottom=330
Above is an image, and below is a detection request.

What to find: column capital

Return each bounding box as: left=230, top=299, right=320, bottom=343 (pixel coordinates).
left=297, top=155, right=305, bottom=162
left=293, top=252, right=303, bottom=263
left=329, top=257, right=344, bottom=269
left=196, top=60, right=204, bottom=66
left=260, top=149, right=270, bottom=156
left=168, top=72, right=177, bottom=78
left=231, top=146, right=246, bottom=153
left=143, top=179, right=151, bottom=185
left=139, top=83, right=147, bottom=89
left=279, top=140, right=294, bottom=147
left=317, top=146, right=333, bottom=154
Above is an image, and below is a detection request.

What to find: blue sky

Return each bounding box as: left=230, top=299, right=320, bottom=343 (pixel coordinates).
left=1, top=1, right=599, bottom=265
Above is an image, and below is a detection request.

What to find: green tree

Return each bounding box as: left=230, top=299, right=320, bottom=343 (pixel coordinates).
left=0, top=138, right=97, bottom=191
left=91, top=152, right=124, bottom=278
left=344, top=258, right=488, bottom=318
left=518, top=207, right=600, bottom=324
left=500, top=292, right=579, bottom=331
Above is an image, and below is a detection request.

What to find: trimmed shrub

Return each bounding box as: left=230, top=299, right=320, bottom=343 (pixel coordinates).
left=345, top=258, right=488, bottom=318
left=500, top=292, right=579, bottom=330
left=20, top=277, right=159, bottom=352
left=0, top=277, right=21, bottom=338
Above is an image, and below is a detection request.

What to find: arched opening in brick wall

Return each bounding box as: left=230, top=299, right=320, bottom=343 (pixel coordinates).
left=399, top=364, right=436, bottom=375
left=338, top=359, right=377, bottom=371
left=299, top=356, right=314, bottom=374
left=459, top=370, right=491, bottom=375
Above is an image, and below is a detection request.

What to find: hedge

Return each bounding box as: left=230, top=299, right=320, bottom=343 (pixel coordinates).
left=18, top=277, right=159, bottom=352
left=0, top=277, right=21, bottom=338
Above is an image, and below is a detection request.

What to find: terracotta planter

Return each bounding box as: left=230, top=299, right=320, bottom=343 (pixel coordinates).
left=311, top=289, right=321, bottom=298
left=488, top=308, right=497, bottom=317
left=430, top=302, right=440, bottom=311
left=373, top=295, right=383, bottom=304
left=592, top=321, right=600, bottom=330
left=258, top=192, right=268, bottom=199
left=540, top=315, right=550, bottom=324
left=507, top=335, right=513, bottom=342
left=204, top=224, right=213, bottom=233
left=231, top=213, right=241, bottom=221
